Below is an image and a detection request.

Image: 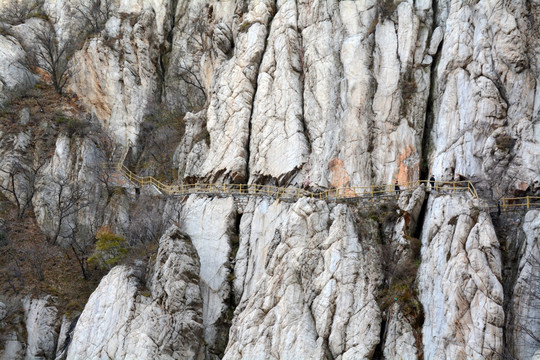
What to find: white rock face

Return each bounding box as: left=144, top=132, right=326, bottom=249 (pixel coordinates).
left=225, top=198, right=383, bottom=360
left=507, top=210, right=540, bottom=360
left=198, top=0, right=274, bottom=182
left=169, top=195, right=236, bottom=357
left=33, top=135, right=107, bottom=246
left=431, top=0, right=540, bottom=197
left=233, top=197, right=289, bottom=304
left=66, top=226, right=205, bottom=360
left=69, top=0, right=172, bottom=145
left=0, top=333, right=25, bottom=360
left=0, top=34, right=36, bottom=107
left=23, top=297, right=60, bottom=360
left=383, top=304, right=418, bottom=360
left=173, top=111, right=209, bottom=179
left=179, top=0, right=434, bottom=186
left=164, top=0, right=235, bottom=113
left=248, top=0, right=308, bottom=183
left=418, top=194, right=504, bottom=359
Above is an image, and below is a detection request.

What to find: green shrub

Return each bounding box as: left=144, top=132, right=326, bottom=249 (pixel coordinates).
left=54, top=116, right=90, bottom=137
left=88, top=227, right=128, bottom=270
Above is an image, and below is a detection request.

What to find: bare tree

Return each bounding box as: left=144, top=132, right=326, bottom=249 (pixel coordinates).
left=65, top=222, right=91, bottom=280
left=13, top=18, right=81, bottom=94
left=0, top=0, right=44, bottom=26
left=72, top=0, right=113, bottom=35
left=127, top=195, right=165, bottom=246
left=48, top=176, right=88, bottom=245
left=0, top=161, right=44, bottom=219
left=173, top=7, right=212, bottom=106
left=176, top=60, right=207, bottom=104
left=503, top=250, right=540, bottom=359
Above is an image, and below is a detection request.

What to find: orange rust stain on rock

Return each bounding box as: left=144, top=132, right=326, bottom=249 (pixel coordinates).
left=329, top=158, right=350, bottom=188
left=396, top=146, right=419, bottom=185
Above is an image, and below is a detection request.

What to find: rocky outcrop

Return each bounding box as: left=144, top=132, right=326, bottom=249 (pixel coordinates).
left=165, top=195, right=237, bottom=358
left=418, top=194, right=504, bottom=359
left=430, top=0, right=540, bottom=197
left=66, top=226, right=205, bottom=360
left=225, top=198, right=383, bottom=359
left=23, top=296, right=60, bottom=360
left=0, top=34, right=36, bottom=108
left=248, top=0, right=308, bottom=184
left=0, top=296, right=61, bottom=360
left=507, top=210, right=540, bottom=360
left=69, top=0, right=174, bottom=145
left=2, top=0, right=540, bottom=359
left=33, top=134, right=108, bottom=246
left=176, top=0, right=435, bottom=186
left=383, top=304, right=418, bottom=360
left=195, top=0, right=274, bottom=183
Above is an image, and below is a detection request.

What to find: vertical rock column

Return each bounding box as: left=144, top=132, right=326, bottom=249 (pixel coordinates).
left=176, top=196, right=237, bottom=358
left=418, top=195, right=504, bottom=359
left=430, top=1, right=539, bottom=196
left=507, top=210, right=540, bottom=359
left=248, top=0, right=308, bottom=184
left=225, top=199, right=383, bottom=359
left=199, top=0, right=275, bottom=183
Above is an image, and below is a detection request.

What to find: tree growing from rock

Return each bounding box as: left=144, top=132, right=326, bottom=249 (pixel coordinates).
left=49, top=176, right=88, bottom=245
left=0, top=161, right=44, bottom=220
left=0, top=0, right=44, bottom=26
left=72, top=0, right=113, bottom=35
left=21, top=21, right=80, bottom=94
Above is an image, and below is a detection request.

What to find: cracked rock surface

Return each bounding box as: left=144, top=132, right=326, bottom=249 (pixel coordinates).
left=225, top=198, right=383, bottom=359
left=418, top=194, right=504, bottom=359
left=66, top=226, right=205, bottom=360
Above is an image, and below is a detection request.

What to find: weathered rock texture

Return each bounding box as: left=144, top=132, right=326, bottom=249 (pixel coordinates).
left=383, top=304, right=418, bottom=360
left=430, top=0, right=540, bottom=197
left=23, top=297, right=60, bottom=360
left=418, top=194, right=504, bottom=359
left=0, top=34, right=36, bottom=107
left=165, top=195, right=236, bottom=358
left=66, top=0, right=176, bottom=145
left=507, top=210, right=540, bottom=360
left=33, top=134, right=108, bottom=246
left=66, top=226, right=205, bottom=360
left=225, top=198, right=383, bottom=359
left=1, top=0, right=540, bottom=358
left=176, top=0, right=436, bottom=186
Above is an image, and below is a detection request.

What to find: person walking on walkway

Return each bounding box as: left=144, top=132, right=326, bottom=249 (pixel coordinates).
left=394, top=181, right=400, bottom=195
left=430, top=175, right=435, bottom=190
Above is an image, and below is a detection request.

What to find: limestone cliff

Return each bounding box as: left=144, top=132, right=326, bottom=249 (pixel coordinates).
left=0, top=0, right=539, bottom=359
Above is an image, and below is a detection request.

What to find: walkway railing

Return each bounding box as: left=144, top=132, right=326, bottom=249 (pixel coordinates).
left=500, top=196, right=540, bottom=211
left=103, top=162, right=479, bottom=200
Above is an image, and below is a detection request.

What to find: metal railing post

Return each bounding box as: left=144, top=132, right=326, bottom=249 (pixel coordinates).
left=527, top=196, right=530, bottom=209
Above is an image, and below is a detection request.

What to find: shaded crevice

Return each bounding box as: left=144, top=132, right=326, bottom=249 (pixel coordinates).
left=420, top=20, right=443, bottom=181
left=214, top=212, right=242, bottom=358
left=413, top=195, right=429, bottom=240
left=372, top=313, right=387, bottom=360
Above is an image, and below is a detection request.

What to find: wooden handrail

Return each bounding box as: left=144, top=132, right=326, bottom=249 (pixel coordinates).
left=104, top=162, right=486, bottom=200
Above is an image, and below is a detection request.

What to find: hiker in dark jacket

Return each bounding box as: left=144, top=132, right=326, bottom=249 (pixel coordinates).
left=430, top=175, right=435, bottom=190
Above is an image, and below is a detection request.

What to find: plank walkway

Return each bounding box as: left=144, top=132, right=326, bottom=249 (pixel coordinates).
left=104, top=145, right=539, bottom=211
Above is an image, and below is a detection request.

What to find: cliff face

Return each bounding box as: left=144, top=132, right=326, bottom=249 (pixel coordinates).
left=0, top=0, right=539, bottom=359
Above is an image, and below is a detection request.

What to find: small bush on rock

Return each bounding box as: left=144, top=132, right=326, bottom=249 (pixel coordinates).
left=88, top=226, right=128, bottom=270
